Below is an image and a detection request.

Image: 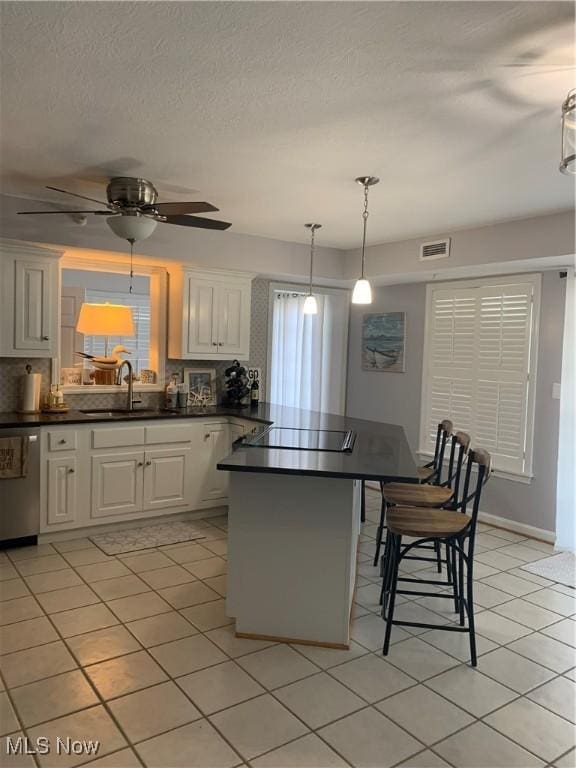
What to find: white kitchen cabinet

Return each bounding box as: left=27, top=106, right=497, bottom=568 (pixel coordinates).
left=0, top=240, right=62, bottom=357
left=168, top=267, right=253, bottom=360
left=47, top=456, right=77, bottom=526
left=201, top=422, right=230, bottom=501
left=143, top=446, right=192, bottom=512
left=91, top=451, right=144, bottom=519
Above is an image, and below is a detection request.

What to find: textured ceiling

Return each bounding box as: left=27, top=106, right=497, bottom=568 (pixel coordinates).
left=0, top=1, right=574, bottom=249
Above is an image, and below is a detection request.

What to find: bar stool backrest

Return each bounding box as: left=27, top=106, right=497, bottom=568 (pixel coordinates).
left=457, top=448, right=492, bottom=529
left=442, top=431, right=471, bottom=504
left=431, top=419, right=453, bottom=484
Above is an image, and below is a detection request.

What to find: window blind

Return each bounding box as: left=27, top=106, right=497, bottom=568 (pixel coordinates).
left=420, top=276, right=540, bottom=476
left=83, top=289, right=151, bottom=373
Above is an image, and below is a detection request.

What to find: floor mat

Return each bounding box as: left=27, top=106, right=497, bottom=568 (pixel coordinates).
left=90, top=520, right=206, bottom=555
left=522, top=551, right=575, bottom=588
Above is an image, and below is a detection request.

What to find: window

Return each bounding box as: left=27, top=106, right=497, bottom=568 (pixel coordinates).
left=419, top=274, right=541, bottom=477
left=267, top=284, right=349, bottom=415
left=83, top=289, right=151, bottom=374
left=59, top=262, right=167, bottom=390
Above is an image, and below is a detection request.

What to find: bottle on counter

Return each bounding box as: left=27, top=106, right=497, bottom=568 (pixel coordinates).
left=250, top=378, right=260, bottom=408
left=165, top=375, right=179, bottom=409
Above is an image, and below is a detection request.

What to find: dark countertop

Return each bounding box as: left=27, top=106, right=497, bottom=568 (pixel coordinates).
left=0, top=402, right=419, bottom=483
left=0, top=405, right=272, bottom=429
left=218, top=403, right=419, bottom=482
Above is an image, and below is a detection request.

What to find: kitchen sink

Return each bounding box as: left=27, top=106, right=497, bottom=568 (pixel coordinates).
left=79, top=408, right=158, bottom=417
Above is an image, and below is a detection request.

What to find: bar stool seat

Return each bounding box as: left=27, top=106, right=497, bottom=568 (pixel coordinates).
left=417, top=466, right=435, bottom=482
left=387, top=507, right=471, bottom=538
left=383, top=484, right=454, bottom=508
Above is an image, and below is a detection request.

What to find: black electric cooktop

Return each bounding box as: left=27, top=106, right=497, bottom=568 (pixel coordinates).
left=245, top=427, right=356, bottom=453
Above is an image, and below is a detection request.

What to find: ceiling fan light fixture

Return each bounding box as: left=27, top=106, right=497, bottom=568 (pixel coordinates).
left=560, top=89, right=576, bottom=175
left=107, top=213, right=158, bottom=242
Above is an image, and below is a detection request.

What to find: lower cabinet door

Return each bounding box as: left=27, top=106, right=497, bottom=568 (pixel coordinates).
left=201, top=424, right=230, bottom=501
left=47, top=457, right=77, bottom=525
left=91, top=451, right=144, bottom=518
left=142, top=446, right=192, bottom=512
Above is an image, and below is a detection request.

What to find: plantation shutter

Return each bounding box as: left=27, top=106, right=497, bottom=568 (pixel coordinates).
left=421, top=277, right=539, bottom=476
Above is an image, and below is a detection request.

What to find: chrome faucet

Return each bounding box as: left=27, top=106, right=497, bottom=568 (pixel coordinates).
left=118, top=360, right=141, bottom=411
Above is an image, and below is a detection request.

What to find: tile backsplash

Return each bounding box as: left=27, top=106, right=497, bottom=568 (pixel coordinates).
left=0, top=278, right=270, bottom=413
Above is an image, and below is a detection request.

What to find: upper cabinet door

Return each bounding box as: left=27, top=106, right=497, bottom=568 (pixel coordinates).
left=216, top=282, right=251, bottom=357
left=169, top=268, right=252, bottom=360
left=13, top=259, right=56, bottom=354
left=185, top=277, right=218, bottom=356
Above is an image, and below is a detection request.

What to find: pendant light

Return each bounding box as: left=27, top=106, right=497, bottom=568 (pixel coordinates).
left=352, top=176, right=379, bottom=304
left=303, top=223, right=321, bottom=315
left=560, top=89, right=576, bottom=175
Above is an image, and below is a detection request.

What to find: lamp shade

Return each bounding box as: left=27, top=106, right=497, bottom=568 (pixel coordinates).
left=352, top=278, right=372, bottom=304
left=76, top=303, right=135, bottom=336
left=303, top=295, right=318, bottom=315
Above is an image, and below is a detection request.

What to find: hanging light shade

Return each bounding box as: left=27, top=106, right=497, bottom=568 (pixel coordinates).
left=352, top=176, right=379, bottom=305
left=560, top=89, right=576, bottom=175
left=107, top=213, right=158, bottom=242
left=303, top=223, right=321, bottom=315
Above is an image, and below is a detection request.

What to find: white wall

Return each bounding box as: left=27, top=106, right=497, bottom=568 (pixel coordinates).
left=344, top=210, right=575, bottom=284
left=346, top=272, right=566, bottom=534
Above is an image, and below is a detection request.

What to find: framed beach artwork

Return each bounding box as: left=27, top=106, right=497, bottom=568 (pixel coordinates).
left=184, top=368, right=217, bottom=406
left=362, top=312, right=406, bottom=372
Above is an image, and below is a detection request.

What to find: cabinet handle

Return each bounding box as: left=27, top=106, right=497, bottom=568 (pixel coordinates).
left=137, top=461, right=144, bottom=467
left=59, top=439, right=66, bottom=444
left=42, top=336, right=49, bottom=341
left=212, top=342, right=218, bottom=346
left=204, top=433, right=210, bottom=440
left=218, top=342, right=224, bottom=346
left=146, top=460, right=152, bottom=466
left=68, top=468, right=75, bottom=474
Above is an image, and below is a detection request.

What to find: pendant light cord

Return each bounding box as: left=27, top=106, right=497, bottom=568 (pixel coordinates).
left=308, top=226, right=315, bottom=296
left=128, top=238, right=135, bottom=294
left=361, top=183, right=369, bottom=280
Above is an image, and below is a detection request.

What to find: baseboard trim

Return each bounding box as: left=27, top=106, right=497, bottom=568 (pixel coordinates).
left=39, top=506, right=228, bottom=544
left=477, top=510, right=554, bottom=544
left=364, top=484, right=554, bottom=544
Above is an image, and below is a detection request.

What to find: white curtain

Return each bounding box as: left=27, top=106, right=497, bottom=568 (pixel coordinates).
left=269, top=289, right=348, bottom=415
left=555, top=268, right=576, bottom=552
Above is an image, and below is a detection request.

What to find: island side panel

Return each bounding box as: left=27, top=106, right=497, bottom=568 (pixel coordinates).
left=226, top=471, right=360, bottom=647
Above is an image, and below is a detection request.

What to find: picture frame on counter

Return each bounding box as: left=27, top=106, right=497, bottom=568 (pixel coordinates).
left=184, top=367, right=217, bottom=406
left=60, top=367, right=83, bottom=386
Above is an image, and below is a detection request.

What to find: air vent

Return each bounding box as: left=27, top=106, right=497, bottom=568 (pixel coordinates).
left=419, top=238, right=451, bottom=262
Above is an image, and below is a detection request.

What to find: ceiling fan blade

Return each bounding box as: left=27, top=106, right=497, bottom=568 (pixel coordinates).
left=144, top=201, right=219, bottom=215
left=46, top=185, right=109, bottom=207
left=17, top=209, right=103, bottom=215
left=162, top=214, right=232, bottom=231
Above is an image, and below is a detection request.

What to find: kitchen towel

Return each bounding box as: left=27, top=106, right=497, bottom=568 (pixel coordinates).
left=0, top=437, right=28, bottom=479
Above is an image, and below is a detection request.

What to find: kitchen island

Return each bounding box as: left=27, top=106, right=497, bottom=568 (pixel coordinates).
left=218, top=404, right=419, bottom=649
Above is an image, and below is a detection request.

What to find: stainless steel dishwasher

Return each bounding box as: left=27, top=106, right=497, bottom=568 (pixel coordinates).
left=0, top=428, right=40, bottom=547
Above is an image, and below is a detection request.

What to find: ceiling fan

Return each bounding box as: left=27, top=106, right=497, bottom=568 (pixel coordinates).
left=17, top=176, right=232, bottom=241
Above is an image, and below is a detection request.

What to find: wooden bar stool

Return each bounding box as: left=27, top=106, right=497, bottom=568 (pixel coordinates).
left=380, top=448, right=491, bottom=667
left=372, top=428, right=469, bottom=569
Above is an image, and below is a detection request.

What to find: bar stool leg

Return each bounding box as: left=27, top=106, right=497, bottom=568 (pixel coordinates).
left=379, top=530, right=393, bottom=607
left=383, top=534, right=401, bottom=656
left=373, top=496, right=386, bottom=567
left=458, top=545, right=465, bottom=626
left=466, top=553, right=477, bottom=667
left=450, top=543, right=459, bottom=613
left=434, top=540, right=442, bottom=573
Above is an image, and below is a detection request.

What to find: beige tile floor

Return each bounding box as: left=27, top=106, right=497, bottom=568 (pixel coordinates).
left=0, top=494, right=574, bottom=768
